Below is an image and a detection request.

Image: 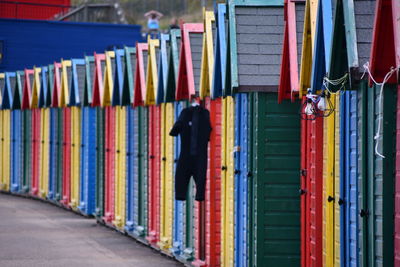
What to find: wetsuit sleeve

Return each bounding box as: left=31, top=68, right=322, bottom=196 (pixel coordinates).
left=170, top=109, right=186, bottom=136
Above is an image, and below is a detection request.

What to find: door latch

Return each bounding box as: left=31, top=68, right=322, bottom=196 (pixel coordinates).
left=299, top=189, right=307, bottom=195
left=360, top=209, right=369, bottom=218
left=327, top=196, right=335, bottom=202
left=338, top=198, right=344, bottom=206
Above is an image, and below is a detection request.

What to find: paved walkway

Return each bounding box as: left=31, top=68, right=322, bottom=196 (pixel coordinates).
left=0, top=193, right=182, bottom=267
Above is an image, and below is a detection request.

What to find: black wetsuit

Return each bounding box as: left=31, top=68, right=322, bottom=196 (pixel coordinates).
left=170, top=105, right=212, bottom=201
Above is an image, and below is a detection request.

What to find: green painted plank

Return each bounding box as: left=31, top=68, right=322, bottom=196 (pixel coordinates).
left=95, top=107, right=105, bottom=217
left=250, top=92, right=301, bottom=267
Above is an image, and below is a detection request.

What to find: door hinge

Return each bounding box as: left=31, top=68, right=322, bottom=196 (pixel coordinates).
left=300, top=169, right=307, bottom=176
left=338, top=198, right=344, bottom=206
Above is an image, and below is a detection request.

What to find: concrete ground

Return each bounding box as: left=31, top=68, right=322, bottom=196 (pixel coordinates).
left=0, top=193, right=182, bottom=267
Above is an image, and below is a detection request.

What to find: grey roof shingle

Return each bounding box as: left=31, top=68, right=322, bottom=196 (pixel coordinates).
left=189, top=33, right=202, bottom=93
left=235, top=6, right=284, bottom=89
left=354, top=0, right=375, bottom=70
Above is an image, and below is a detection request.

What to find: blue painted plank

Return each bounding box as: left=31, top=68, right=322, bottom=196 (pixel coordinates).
left=47, top=108, right=57, bottom=200
left=171, top=101, right=186, bottom=257
left=125, top=106, right=136, bottom=233
left=212, top=3, right=227, bottom=99
left=78, top=106, right=97, bottom=215
left=234, top=93, right=249, bottom=267
left=10, top=110, right=22, bottom=193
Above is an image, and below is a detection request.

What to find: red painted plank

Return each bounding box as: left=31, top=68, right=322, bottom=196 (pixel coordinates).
left=133, top=43, right=148, bottom=107
left=300, top=96, right=323, bottom=267
left=22, top=69, right=34, bottom=109
left=369, top=0, right=397, bottom=84
left=61, top=107, right=71, bottom=206
left=202, top=98, right=222, bottom=266
left=91, top=53, right=106, bottom=107
left=146, top=105, right=161, bottom=245
left=51, top=63, right=61, bottom=108
left=176, top=23, right=204, bottom=101
left=393, top=0, right=400, bottom=82
left=279, top=0, right=301, bottom=103
left=103, top=106, right=116, bottom=223
left=30, top=108, right=41, bottom=196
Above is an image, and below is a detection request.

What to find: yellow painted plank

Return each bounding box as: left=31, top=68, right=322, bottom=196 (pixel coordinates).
left=323, top=94, right=336, bottom=267
left=60, top=60, right=71, bottom=108
left=0, top=110, right=3, bottom=190
left=31, top=68, right=41, bottom=108
left=221, top=96, right=235, bottom=267
left=70, top=106, right=81, bottom=209
left=102, top=51, right=116, bottom=107
left=159, top=103, right=166, bottom=248
left=113, top=106, right=126, bottom=230
left=145, top=38, right=160, bottom=105
left=39, top=108, right=50, bottom=198
left=299, top=0, right=319, bottom=97
left=1, top=110, right=11, bottom=191
left=334, top=94, right=340, bottom=266
left=158, top=103, right=175, bottom=250
left=199, top=9, right=215, bottom=99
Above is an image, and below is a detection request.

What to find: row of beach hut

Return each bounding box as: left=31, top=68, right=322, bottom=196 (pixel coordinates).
left=0, top=0, right=400, bottom=266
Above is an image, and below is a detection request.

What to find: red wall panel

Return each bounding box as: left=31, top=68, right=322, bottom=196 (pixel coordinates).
left=61, top=107, right=71, bottom=206
left=103, top=106, right=116, bottom=223
left=300, top=98, right=323, bottom=267
left=147, top=105, right=161, bottom=245
left=0, top=0, right=70, bottom=20
left=30, top=108, right=41, bottom=196
left=193, top=97, right=222, bottom=267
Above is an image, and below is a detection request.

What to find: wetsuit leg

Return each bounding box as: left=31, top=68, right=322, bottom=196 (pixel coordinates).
left=175, top=157, right=193, bottom=201
left=193, top=156, right=207, bottom=201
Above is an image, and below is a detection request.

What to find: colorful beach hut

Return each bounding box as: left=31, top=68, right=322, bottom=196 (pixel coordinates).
left=132, top=42, right=149, bottom=240
left=10, top=71, right=23, bottom=193
left=112, top=48, right=127, bottom=231
left=145, top=37, right=161, bottom=247
left=38, top=66, right=49, bottom=199
left=227, top=0, right=300, bottom=266
left=77, top=56, right=96, bottom=216
left=174, top=22, right=204, bottom=263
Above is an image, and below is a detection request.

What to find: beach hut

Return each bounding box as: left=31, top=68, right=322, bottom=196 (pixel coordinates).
left=112, top=48, right=127, bottom=231
left=132, top=42, right=149, bottom=240
left=77, top=56, right=96, bottom=216
left=123, top=46, right=138, bottom=235
left=50, top=62, right=63, bottom=202
left=60, top=59, right=72, bottom=207
left=192, top=8, right=223, bottom=267
left=1, top=72, right=15, bottom=192
left=0, top=73, right=3, bottom=191
left=46, top=63, right=57, bottom=201
left=30, top=67, right=41, bottom=197
left=91, top=53, right=106, bottom=218
left=309, top=0, right=335, bottom=266
left=165, top=29, right=188, bottom=259
left=68, top=59, right=85, bottom=210
left=156, top=33, right=175, bottom=254
left=10, top=71, right=23, bottom=193
left=145, top=37, right=161, bottom=247
left=174, top=22, right=204, bottom=263
left=362, top=0, right=398, bottom=266
left=38, top=66, right=49, bottom=199
left=227, top=0, right=300, bottom=266
left=101, top=50, right=117, bottom=225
